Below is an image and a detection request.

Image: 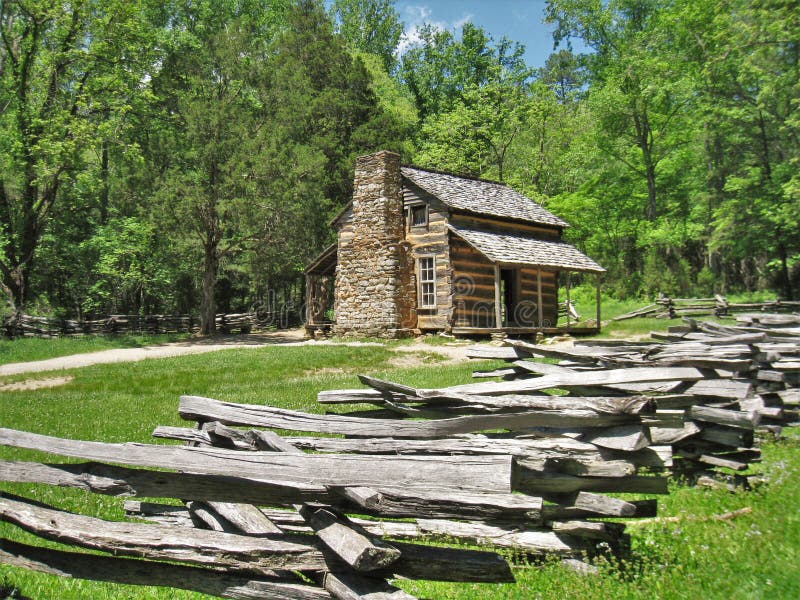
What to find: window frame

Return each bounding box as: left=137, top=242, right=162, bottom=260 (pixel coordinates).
left=408, top=203, right=429, bottom=229
left=417, top=255, right=437, bottom=309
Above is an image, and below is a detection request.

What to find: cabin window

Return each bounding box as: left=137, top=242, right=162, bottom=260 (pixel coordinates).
left=418, top=256, right=436, bottom=308
left=409, top=204, right=428, bottom=228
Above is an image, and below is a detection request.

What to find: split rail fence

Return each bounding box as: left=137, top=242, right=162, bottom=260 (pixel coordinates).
left=461, top=312, right=800, bottom=488
left=614, top=294, right=800, bottom=321
left=2, top=312, right=265, bottom=338
left=0, top=312, right=797, bottom=597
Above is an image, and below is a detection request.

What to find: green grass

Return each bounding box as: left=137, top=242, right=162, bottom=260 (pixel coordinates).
left=403, top=433, right=800, bottom=600
left=565, top=290, right=763, bottom=339
left=0, top=341, right=798, bottom=599
left=0, top=333, right=188, bottom=366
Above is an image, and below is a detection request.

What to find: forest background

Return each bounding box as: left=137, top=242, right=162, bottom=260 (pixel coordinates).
left=1, top=0, right=797, bottom=333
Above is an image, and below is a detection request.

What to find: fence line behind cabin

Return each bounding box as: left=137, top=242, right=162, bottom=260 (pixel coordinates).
left=2, top=308, right=303, bottom=339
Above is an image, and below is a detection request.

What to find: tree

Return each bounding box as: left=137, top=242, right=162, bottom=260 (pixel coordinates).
left=0, top=0, right=156, bottom=310
left=330, top=0, right=403, bottom=72
left=355, top=51, right=418, bottom=158
left=399, top=22, right=532, bottom=120
left=415, top=81, right=534, bottom=182
left=268, top=0, right=401, bottom=214
left=143, top=0, right=403, bottom=334
left=546, top=0, right=698, bottom=221
left=699, top=0, right=800, bottom=298
left=148, top=3, right=285, bottom=334
left=539, top=49, right=587, bottom=104
left=79, top=217, right=172, bottom=315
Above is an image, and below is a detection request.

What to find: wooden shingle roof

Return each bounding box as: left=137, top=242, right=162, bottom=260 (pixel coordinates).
left=449, top=225, right=605, bottom=273
left=401, top=166, right=568, bottom=228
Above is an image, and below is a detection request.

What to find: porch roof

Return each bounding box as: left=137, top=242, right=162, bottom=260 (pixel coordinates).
left=305, top=243, right=337, bottom=275
left=449, top=225, right=605, bottom=274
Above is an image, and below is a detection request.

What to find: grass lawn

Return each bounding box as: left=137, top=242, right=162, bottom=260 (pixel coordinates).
left=1, top=325, right=798, bottom=598
left=0, top=333, right=188, bottom=366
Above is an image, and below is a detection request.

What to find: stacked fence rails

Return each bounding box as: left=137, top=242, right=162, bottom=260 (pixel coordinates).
left=459, top=314, right=800, bottom=490
left=613, top=294, right=800, bottom=321
left=2, top=316, right=795, bottom=595
left=161, top=393, right=671, bottom=559
left=0, top=383, right=677, bottom=597
left=284, top=382, right=685, bottom=559
left=2, top=312, right=272, bottom=338
left=0, top=425, right=518, bottom=599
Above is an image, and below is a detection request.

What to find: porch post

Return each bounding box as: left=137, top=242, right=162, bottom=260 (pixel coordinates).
left=305, top=274, right=313, bottom=325
left=537, top=269, right=543, bottom=329
left=595, top=273, right=602, bottom=332
left=494, top=265, right=502, bottom=328
left=565, top=272, right=571, bottom=330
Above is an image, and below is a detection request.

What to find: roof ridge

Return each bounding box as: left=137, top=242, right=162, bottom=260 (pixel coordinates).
left=401, top=164, right=505, bottom=187
left=401, top=166, right=568, bottom=229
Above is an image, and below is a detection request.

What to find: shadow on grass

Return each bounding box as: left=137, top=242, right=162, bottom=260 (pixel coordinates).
left=0, top=583, right=33, bottom=600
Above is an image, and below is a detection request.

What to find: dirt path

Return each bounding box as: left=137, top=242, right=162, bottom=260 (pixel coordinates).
left=0, top=330, right=574, bottom=379
left=387, top=337, right=475, bottom=367
left=0, top=376, right=74, bottom=392
left=0, top=330, right=478, bottom=377
left=0, top=329, right=382, bottom=377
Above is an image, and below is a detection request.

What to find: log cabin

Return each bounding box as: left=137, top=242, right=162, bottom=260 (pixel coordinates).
left=305, top=150, right=604, bottom=338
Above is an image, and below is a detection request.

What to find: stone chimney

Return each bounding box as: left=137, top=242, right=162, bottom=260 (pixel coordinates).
left=333, top=151, right=411, bottom=337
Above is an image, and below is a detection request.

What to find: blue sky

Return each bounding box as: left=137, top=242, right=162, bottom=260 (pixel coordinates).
left=394, top=1, right=565, bottom=68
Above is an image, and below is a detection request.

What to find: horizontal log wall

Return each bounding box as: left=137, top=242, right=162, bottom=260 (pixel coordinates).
left=451, top=236, right=497, bottom=328
left=448, top=213, right=562, bottom=240
left=449, top=238, right=560, bottom=329
left=403, top=183, right=452, bottom=330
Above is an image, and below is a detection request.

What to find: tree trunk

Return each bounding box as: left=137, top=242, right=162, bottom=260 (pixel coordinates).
left=199, top=158, right=221, bottom=336
left=199, top=239, right=218, bottom=335
left=100, top=139, right=109, bottom=225
left=17, top=175, right=42, bottom=308
left=777, top=240, right=793, bottom=300
left=631, top=103, right=658, bottom=220
left=644, top=159, right=657, bottom=220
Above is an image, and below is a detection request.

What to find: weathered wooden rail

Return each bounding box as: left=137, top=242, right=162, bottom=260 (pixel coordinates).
left=613, top=294, right=800, bottom=321
left=460, top=313, right=800, bottom=487
left=0, top=381, right=673, bottom=596
left=2, top=313, right=795, bottom=596
left=2, top=306, right=306, bottom=338
left=0, top=426, right=518, bottom=598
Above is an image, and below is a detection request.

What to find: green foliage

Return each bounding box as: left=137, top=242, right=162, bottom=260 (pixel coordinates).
left=640, top=251, right=692, bottom=298
left=354, top=51, right=418, bottom=157
left=532, top=0, right=800, bottom=299
left=695, top=266, right=716, bottom=297
left=146, top=6, right=280, bottom=331
left=0, top=0, right=160, bottom=309
left=1, top=0, right=798, bottom=322
left=399, top=22, right=532, bottom=120
left=243, top=0, right=409, bottom=293
left=415, top=81, right=538, bottom=183
left=330, top=0, right=404, bottom=72
left=79, top=218, right=173, bottom=315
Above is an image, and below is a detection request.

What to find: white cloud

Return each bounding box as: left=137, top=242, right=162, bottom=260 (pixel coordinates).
left=396, top=4, right=474, bottom=56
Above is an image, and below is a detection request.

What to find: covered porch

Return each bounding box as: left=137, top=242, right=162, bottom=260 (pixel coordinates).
left=305, top=243, right=337, bottom=336
left=448, top=226, right=605, bottom=337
